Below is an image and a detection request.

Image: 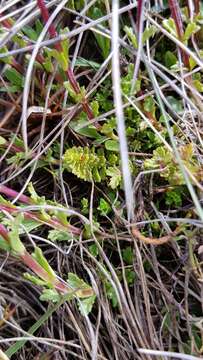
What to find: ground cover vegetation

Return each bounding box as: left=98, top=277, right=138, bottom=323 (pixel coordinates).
left=0, top=0, right=202, bottom=359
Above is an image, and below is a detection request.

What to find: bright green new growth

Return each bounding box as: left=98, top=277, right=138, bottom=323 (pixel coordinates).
left=63, top=146, right=106, bottom=182
left=144, top=143, right=203, bottom=185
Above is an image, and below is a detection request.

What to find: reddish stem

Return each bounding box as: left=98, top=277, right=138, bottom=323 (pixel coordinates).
left=168, top=0, right=190, bottom=67
left=194, top=0, right=200, bottom=15
left=0, top=223, right=10, bottom=243
left=37, top=0, right=99, bottom=127
left=136, top=0, right=144, bottom=31
left=37, top=0, right=62, bottom=52
left=0, top=185, right=31, bottom=204
left=0, top=203, right=81, bottom=235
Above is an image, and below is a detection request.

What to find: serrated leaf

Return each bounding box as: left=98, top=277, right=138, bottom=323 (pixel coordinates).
left=97, top=198, right=111, bottom=216
left=2, top=217, right=41, bottom=234
left=142, top=25, right=157, bottom=43
left=162, top=18, right=177, bottom=37
left=40, top=289, right=61, bottom=303
left=106, top=166, right=121, bottom=189
left=124, top=26, right=138, bottom=48
left=183, top=22, right=200, bottom=42
left=67, top=273, right=94, bottom=298
left=48, top=229, right=73, bottom=242
left=78, top=294, right=96, bottom=315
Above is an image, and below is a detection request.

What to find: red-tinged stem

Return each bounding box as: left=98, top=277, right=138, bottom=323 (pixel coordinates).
left=0, top=204, right=81, bottom=235
left=20, top=251, right=55, bottom=283
left=37, top=0, right=99, bottom=127
left=136, top=0, right=144, bottom=31
left=0, top=223, right=10, bottom=243
left=20, top=251, right=69, bottom=293
left=168, top=0, right=190, bottom=68
left=37, top=0, right=62, bottom=53
left=0, top=221, right=70, bottom=293
left=66, top=68, right=80, bottom=94
left=194, top=0, right=200, bottom=15
left=0, top=185, right=31, bottom=204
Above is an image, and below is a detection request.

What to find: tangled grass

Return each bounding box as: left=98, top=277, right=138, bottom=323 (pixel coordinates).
left=0, top=0, right=202, bottom=359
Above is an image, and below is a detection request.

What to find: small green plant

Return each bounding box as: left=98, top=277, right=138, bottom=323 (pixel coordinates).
left=144, top=143, right=203, bottom=185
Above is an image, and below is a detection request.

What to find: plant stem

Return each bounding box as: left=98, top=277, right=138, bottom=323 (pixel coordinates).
left=0, top=185, right=31, bottom=204
left=0, top=225, right=71, bottom=292
left=168, top=0, right=190, bottom=67
left=37, top=0, right=99, bottom=127
left=0, top=203, right=81, bottom=235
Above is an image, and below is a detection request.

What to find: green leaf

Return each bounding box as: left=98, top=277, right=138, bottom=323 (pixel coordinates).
left=58, top=27, right=69, bottom=70
left=70, top=116, right=100, bottom=139
left=142, top=25, right=157, bottom=43
left=48, top=229, right=73, bottom=242
left=63, top=146, right=106, bottom=182
left=166, top=96, right=183, bottom=114
left=40, top=289, right=61, bottom=303
left=0, top=46, right=12, bottom=64
left=124, top=26, right=138, bottom=48
left=67, top=273, right=93, bottom=298
left=9, top=214, right=25, bottom=254
left=4, top=67, right=24, bottom=88
left=97, top=198, right=111, bottom=216
left=125, top=269, right=136, bottom=286
left=32, top=247, right=56, bottom=280
left=0, top=235, right=11, bottom=252
left=35, top=19, right=44, bottom=36
left=183, top=22, right=200, bottom=42
left=165, top=188, right=182, bottom=207
left=23, top=26, right=38, bottom=41
left=2, top=217, right=41, bottom=234
left=143, top=96, right=156, bottom=115
left=88, top=243, right=99, bottom=257
left=105, top=140, right=119, bottom=152
left=90, top=7, right=110, bottom=59
left=106, top=166, right=121, bottom=189
left=78, top=294, right=96, bottom=315
left=162, top=18, right=177, bottom=37
left=81, top=198, right=89, bottom=215
left=24, top=273, right=47, bottom=287
left=100, top=118, right=117, bottom=136
left=105, top=281, right=118, bottom=307
left=75, top=57, right=100, bottom=70
left=0, top=136, right=6, bottom=145
left=193, top=79, right=203, bottom=92
left=0, top=85, right=20, bottom=93
left=122, top=246, right=133, bottom=265
left=164, top=51, right=177, bottom=68
left=28, top=183, right=50, bottom=221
